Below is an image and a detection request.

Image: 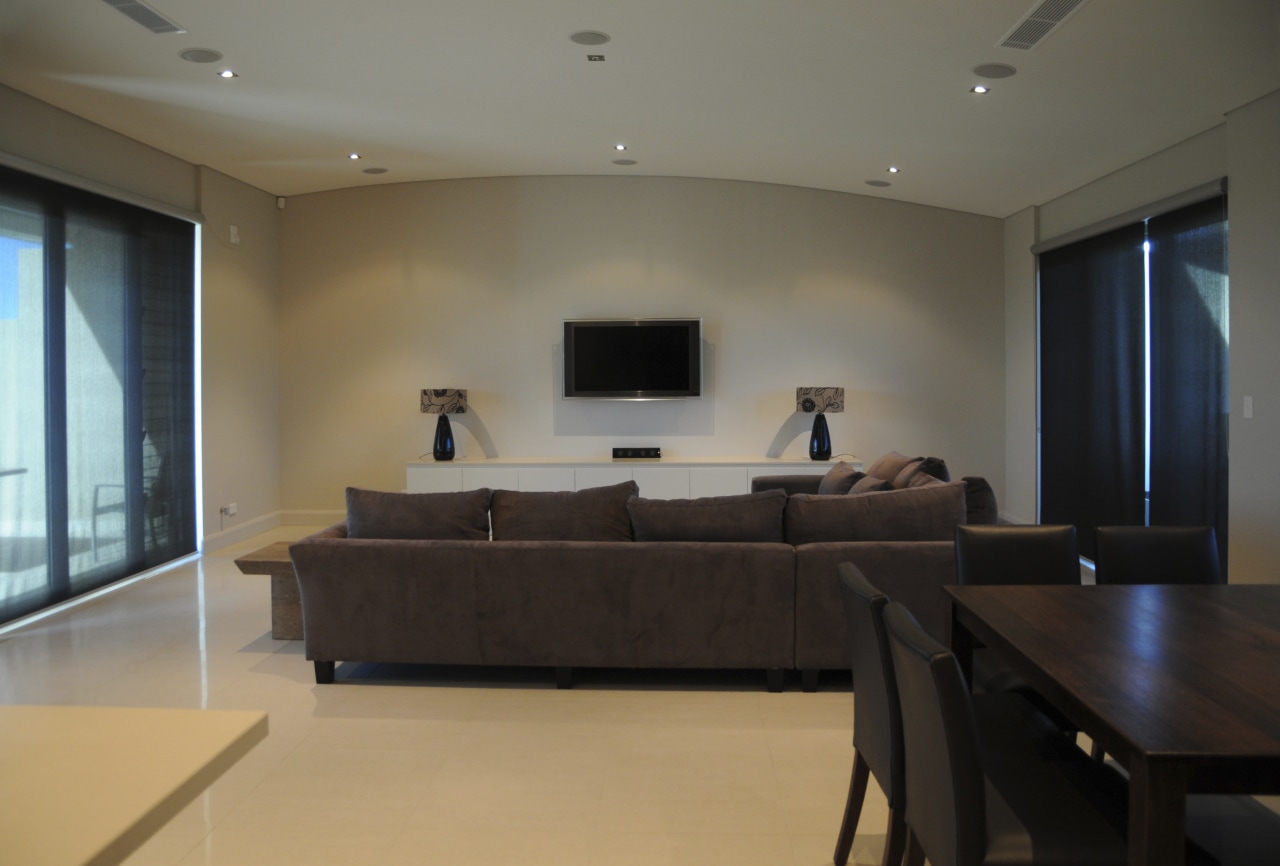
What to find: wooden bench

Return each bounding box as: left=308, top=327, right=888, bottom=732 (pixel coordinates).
left=234, top=542, right=302, bottom=640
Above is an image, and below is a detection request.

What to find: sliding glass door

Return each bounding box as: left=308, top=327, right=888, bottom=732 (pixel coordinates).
left=0, top=165, right=195, bottom=625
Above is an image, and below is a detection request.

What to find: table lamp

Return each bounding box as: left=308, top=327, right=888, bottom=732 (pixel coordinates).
left=421, top=389, right=467, bottom=461
left=796, top=387, right=844, bottom=461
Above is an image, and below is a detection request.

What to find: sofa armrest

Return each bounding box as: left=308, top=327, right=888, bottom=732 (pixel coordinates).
left=750, top=474, right=823, bottom=496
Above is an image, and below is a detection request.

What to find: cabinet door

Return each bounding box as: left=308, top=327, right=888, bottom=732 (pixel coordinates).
left=632, top=467, right=690, bottom=499
left=575, top=466, right=635, bottom=491
left=463, top=467, right=520, bottom=492
left=518, top=468, right=577, bottom=492
left=690, top=467, right=747, bottom=498
left=406, top=466, right=462, bottom=493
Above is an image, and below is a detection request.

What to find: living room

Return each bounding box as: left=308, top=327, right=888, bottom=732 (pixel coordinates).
left=3, top=2, right=1280, bottom=864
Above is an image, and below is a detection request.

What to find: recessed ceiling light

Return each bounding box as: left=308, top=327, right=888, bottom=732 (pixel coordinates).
left=615, top=144, right=627, bottom=151
left=972, top=63, right=1017, bottom=79
left=349, top=153, right=361, bottom=160
left=570, top=30, right=611, bottom=46
left=218, top=69, right=238, bottom=79
left=887, top=166, right=901, bottom=174
left=865, top=180, right=891, bottom=188
left=971, top=85, right=991, bottom=94
left=179, top=48, right=222, bottom=64
left=612, top=159, right=638, bottom=166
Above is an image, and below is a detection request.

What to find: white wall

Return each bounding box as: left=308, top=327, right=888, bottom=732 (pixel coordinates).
left=278, top=176, right=1007, bottom=511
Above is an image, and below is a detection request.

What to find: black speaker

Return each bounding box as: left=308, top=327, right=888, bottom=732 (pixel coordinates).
left=612, top=447, right=661, bottom=460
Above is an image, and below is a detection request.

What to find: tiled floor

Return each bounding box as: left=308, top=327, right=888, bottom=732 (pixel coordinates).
left=0, top=527, right=882, bottom=866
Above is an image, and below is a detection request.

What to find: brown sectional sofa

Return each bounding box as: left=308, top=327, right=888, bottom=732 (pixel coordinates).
left=288, top=452, right=997, bottom=691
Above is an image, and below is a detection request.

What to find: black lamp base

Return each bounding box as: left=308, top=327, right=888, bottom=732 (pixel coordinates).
left=433, top=414, right=455, bottom=461
left=808, top=412, right=831, bottom=461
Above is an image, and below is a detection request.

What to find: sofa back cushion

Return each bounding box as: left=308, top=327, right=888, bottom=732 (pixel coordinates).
left=491, top=481, right=638, bottom=541
left=628, top=489, right=787, bottom=543
left=784, top=481, right=967, bottom=545
left=345, top=486, right=492, bottom=540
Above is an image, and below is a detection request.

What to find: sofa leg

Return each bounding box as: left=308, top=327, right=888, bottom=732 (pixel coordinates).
left=555, top=666, right=573, bottom=689
left=766, top=668, right=784, bottom=693
left=314, top=660, right=335, bottom=684
left=801, top=669, right=820, bottom=693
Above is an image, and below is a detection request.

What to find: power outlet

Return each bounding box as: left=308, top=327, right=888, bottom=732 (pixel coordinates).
left=220, top=502, right=238, bottom=517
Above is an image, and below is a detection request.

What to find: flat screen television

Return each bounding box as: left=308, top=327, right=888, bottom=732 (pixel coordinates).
left=563, top=318, right=703, bottom=399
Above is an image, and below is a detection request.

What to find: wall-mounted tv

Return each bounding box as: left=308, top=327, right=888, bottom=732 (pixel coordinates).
left=563, top=318, right=703, bottom=399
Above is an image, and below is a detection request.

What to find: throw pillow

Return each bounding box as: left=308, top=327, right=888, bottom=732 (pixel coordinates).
left=345, top=487, right=492, bottom=540
left=628, top=489, right=787, bottom=543
left=817, top=461, right=864, bottom=495
left=783, top=481, right=967, bottom=545
left=490, top=480, right=638, bottom=541
left=893, top=456, right=951, bottom=488
left=865, top=451, right=921, bottom=483
left=849, top=474, right=895, bottom=494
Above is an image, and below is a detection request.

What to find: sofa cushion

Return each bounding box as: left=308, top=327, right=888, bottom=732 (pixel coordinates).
left=345, top=486, right=492, bottom=540
left=865, top=450, right=921, bottom=483
left=962, top=476, right=1000, bottom=525
left=850, top=474, right=895, bottom=494
left=628, top=489, right=787, bottom=543
left=491, top=481, right=638, bottom=541
left=817, top=461, right=863, bottom=495
left=784, top=481, right=967, bottom=545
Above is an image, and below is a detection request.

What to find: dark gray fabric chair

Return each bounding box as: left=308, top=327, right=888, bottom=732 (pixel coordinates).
left=955, top=524, right=1080, bottom=587
left=1094, top=525, right=1222, bottom=585
left=883, top=600, right=1129, bottom=866
left=833, top=563, right=907, bottom=866
left=954, top=525, right=1080, bottom=728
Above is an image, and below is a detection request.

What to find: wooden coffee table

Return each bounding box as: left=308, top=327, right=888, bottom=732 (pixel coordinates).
left=234, top=542, right=302, bottom=640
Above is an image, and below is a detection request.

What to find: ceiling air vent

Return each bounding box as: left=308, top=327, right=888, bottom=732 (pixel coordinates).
left=998, top=0, right=1089, bottom=51
left=100, top=0, right=186, bottom=34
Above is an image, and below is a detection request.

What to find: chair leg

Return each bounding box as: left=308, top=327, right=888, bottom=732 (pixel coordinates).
left=833, top=750, right=870, bottom=866
left=881, top=807, right=907, bottom=866
left=903, top=827, right=926, bottom=866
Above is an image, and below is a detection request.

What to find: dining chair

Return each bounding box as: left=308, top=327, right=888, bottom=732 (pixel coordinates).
left=953, top=525, right=1080, bottom=733
left=883, top=599, right=1129, bottom=866
left=833, top=562, right=907, bottom=866
left=833, top=563, right=1074, bottom=866
left=1094, top=525, right=1222, bottom=585
left=955, top=524, right=1080, bottom=587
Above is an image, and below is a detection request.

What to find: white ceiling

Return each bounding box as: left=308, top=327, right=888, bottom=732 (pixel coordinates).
left=2, top=0, right=1278, bottom=217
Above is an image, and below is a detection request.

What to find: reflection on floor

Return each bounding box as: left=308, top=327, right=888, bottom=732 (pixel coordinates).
left=0, top=527, right=877, bottom=866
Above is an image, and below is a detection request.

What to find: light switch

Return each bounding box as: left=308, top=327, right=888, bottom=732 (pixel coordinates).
left=1244, top=395, right=1254, bottom=419
left=229, top=224, right=240, bottom=245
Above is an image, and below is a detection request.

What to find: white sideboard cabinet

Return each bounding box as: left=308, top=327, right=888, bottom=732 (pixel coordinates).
left=406, top=457, right=860, bottom=499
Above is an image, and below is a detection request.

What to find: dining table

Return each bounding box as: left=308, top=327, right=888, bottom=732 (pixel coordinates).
left=945, top=582, right=1280, bottom=866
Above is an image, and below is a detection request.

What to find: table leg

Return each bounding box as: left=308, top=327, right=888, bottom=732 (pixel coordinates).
left=1128, top=757, right=1188, bottom=866
left=949, top=602, right=974, bottom=688
left=269, top=573, right=304, bottom=640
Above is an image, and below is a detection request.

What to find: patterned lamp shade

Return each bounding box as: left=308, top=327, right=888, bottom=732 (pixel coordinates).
left=420, top=389, right=468, bottom=414
left=796, top=387, right=844, bottom=414
left=421, top=389, right=467, bottom=461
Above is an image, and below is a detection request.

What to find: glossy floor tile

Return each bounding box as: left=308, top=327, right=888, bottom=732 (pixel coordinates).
left=0, top=527, right=885, bottom=866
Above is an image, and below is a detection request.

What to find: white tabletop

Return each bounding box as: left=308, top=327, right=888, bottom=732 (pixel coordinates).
left=0, top=705, right=268, bottom=866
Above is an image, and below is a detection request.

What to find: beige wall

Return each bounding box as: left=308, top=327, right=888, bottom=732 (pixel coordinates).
left=277, top=176, right=1006, bottom=510
left=196, top=168, right=282, bottom=543
left=1225, top=91, right=1280, bottom=583
left=0, top=85, right=283, bottom=547
left=1004, top=91, right=1280, bottom=582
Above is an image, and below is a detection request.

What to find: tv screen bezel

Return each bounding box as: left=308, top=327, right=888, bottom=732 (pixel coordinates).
left=562, top=318, right=703, bottom=400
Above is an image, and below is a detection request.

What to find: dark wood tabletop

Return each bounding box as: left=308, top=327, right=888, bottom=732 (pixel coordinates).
left=945, top=583, right=1280, bottom=866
